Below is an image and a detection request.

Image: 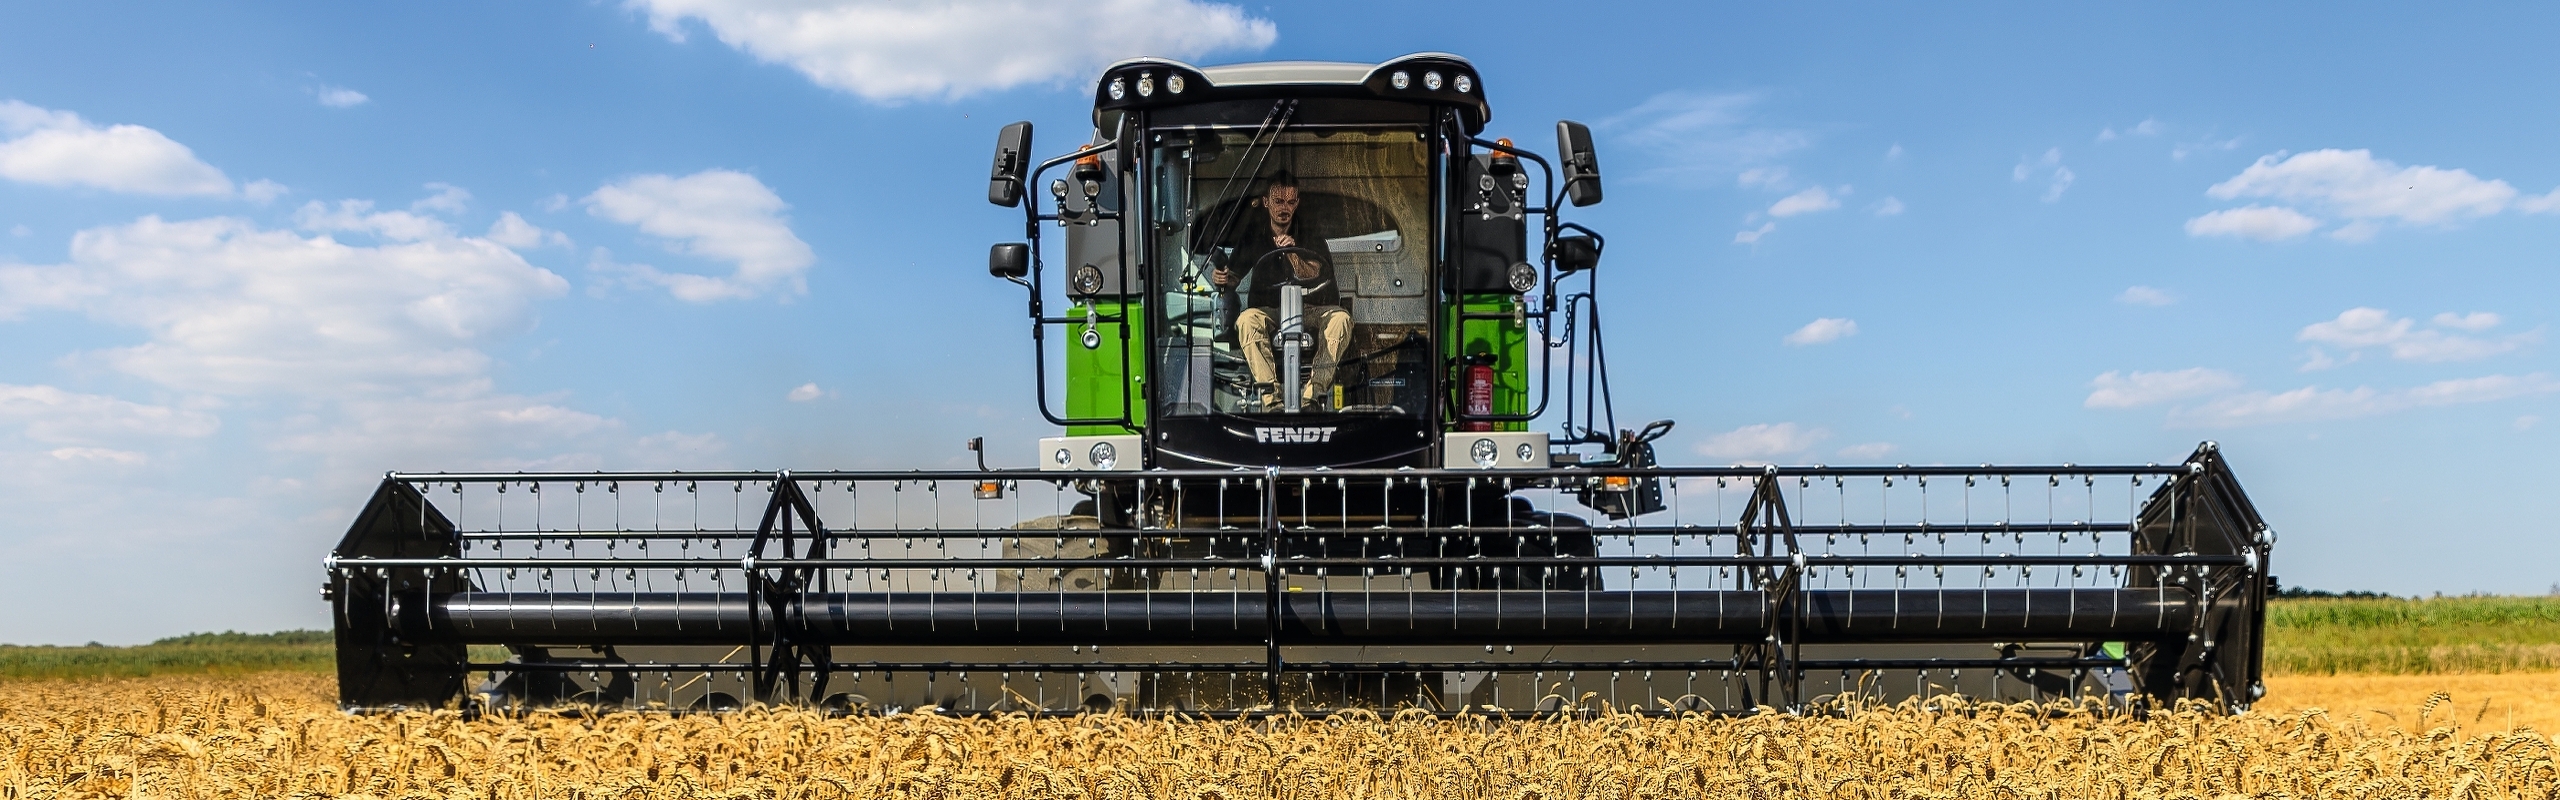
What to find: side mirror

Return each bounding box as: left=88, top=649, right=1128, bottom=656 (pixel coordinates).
left=987, top=121, right=1033, bottom=207
left=1555, top=120, right=1602, bottom=207
left=988, top=242, right=1029, bottom=279
left=1553, top=233, right=1601, bottom=274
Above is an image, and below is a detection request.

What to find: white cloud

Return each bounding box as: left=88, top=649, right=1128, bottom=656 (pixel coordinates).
left=2298, top=307, right=2532, bottom=363
left=627, top=0, right=1276, bottom=102
left=2096, top=118, right=2162, bottom=142
left=2184, top=204, right=2321, bottom=241
left=584, top=169, right=813, bottom=302
left=1870, top=197, right=1904, bottom=216
left=2084, top=368, right=2244, bottom=409
left=2, top=213, right=568, bottom=395
left=787, top=382, right=823, bottom=401
left=2116, top=285, right=2175, bottom=306
left=1736, top=166, right=1790, bottom=189
left=1695, top=422, right=1827, bottom=462
left=2171, top=374, right=2560, bottom=428
left=2433, top=311, right=2502, bottom=332
left=486, top=211, right=571, bottom=249
left=293, top=199, right=455, bottom=242
left=0, top=100, right=232, bottom=196
left=1768, top=186, right=1840, bottom=218
left=1784, top=317, right=1858, bottom=346
left=240, top=179, right=287, bottom=205
left=412, top=182, right=471, bottom=214
left=0, top=384, right=220, bottom=443
left=1836, top=442, right=1896, bottom=460
left=2172, top=135, right=2241, bottom=162
left=315, top=85, right=369, bottom=108
left=1602, top=91, right=1812, bottom=184
left=1733, top=222, right=1775, bottom=245
left=46, top=446, right=149, bottom=466
left=2015, top=148, right=2072, bottom=202
left=1884, top=143, right=1903, bottom=160
left=2194, top=149, right=2555, bottom=240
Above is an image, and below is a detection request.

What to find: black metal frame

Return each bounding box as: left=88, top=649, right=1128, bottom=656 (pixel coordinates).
left=329, top=444, right=2270, bottom=714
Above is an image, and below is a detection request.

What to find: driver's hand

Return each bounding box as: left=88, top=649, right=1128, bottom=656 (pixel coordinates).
left=1290, top=256, right=1320, bottom=281
left=1271, top=234, right=1295, bottom=248
left=1210, top=266, right=1233, bottom=287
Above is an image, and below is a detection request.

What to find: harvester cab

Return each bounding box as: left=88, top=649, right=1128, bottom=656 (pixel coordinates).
left=987, top=54, right=1633, bottom=479
left=326, top=54, right=2276, bottom=720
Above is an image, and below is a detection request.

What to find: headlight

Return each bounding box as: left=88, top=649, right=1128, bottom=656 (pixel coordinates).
left=1424, top=71, right=1443, bottom=90
left=1053, top=447, right=1071, bottom=466
left=1166, top=74, right=1185, bottom=94
left=1454, top=74, right=1473, bottom=94
left=1089, top=442, right=1117, bottom=470
left=1469, top=438, right=1497, bottom=468
left=1108, top=77, right=1126, bottom=101
left=1070, top=264, right=1104, bottom=296
left=1390, top=70, right=1410, bottom=90
left=1506, top=261, right=1539, bottom=293
left=1516, top=443, right=1535, bottom=463
left=1137, top=73, right=1154, bottom=98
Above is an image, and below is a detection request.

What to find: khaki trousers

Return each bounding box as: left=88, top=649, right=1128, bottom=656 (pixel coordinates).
left=1236, top=305, right=1352, bottom=404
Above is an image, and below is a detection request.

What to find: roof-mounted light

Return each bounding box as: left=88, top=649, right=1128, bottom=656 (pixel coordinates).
left=1167, top=74, right=1185, bottom=94
left=1454, top=74, right=1473, bottom=94
left=1424, top=71, right=1443, bottom=90
left=1108, top=77, right=1126, bottom=101
left=1137, top=72, right=1155, bottom=98
left=1390, top=70, right=1410, bottom=90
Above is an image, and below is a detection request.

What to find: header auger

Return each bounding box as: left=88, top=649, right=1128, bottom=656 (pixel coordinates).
left=329, top=54, right=2274, bottom=717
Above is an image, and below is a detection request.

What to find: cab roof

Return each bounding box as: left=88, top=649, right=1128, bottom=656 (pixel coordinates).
left=1091, top=53, right=1489, bottom=134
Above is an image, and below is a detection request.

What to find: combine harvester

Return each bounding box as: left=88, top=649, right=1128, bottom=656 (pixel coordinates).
left=327, top=53, right=2273, bottom=716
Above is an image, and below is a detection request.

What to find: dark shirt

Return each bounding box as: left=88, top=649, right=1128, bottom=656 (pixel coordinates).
left=1224, top=208, right=1339, bottom=309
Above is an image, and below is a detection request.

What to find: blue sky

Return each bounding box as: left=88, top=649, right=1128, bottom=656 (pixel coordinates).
left=2, top=2, right=2555, bottom=643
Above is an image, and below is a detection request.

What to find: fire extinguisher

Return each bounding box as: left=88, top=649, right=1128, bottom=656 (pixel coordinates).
left=1462, top=353, right=1496, bottom=432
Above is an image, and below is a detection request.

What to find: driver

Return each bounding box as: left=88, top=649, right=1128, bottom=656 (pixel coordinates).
left=1212, top=170, right=1353, bottom=411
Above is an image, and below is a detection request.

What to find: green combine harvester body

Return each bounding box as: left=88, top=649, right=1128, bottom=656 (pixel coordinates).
left=325, top=54, right=2276, bottom=718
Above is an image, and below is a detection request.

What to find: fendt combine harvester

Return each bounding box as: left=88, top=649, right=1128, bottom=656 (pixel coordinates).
left=329, top=54, right=2274, bottom=718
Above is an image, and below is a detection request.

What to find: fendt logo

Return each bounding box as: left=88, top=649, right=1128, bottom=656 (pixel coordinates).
left=1254, top=427, right=1336, bottom=443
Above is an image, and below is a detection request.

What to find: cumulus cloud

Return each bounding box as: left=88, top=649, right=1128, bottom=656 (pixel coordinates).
left=1, top=213, right=568, bottom=395
left=2189, top=149, right=2560, bottom=241
left=627, top=0, right=1276, bottom=102
left=787, top=382, right=823, bottom=401
left=2084, top=368, right=2244, bottom=409
left=1768, top=186, right=1841, bottom=218
left=1695, top=422, right=1826, bottom=463
left=2096, top=118, right=2163, bottom=142
left=1601, top=91, right=1812, bottom=185
left=486, top=211, right=571, bottom=249
left=1736, top=167, right=1790, bottom=189
left=2014, top=148, right=2073, bottom=202
left=2433, top=311, right=2501, bottom=332
left=2171, top=374, right=2560, bottom=428
left=2116, top=285, right=2176, bottom=306
left=584, top=169, right=814, bottom=302
left=0, top=384, right=220, bottom=443
left=1733, top=222, right=1775, bottom=245
left=1870, top=197, right=1904, bottom=216
left=0, top=100, right=232, bottom=196
left=315, top=85, right=369, bottom=108
left=1783, top=317, right=1858, bottom=346
left=2298, top=307, right=2534, bottom=363
left=2184, top=205, right=2321, bottom=241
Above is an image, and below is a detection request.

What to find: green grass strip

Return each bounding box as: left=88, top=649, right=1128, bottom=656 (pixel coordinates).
left=2266, top=595, right=2560, bottom=675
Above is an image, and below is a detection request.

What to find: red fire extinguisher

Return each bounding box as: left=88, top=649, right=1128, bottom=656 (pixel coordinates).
left=1462, top=353, right=1496, bottom=432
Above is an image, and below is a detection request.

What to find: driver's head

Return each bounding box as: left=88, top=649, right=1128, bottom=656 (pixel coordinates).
left=1261, top=171, right=1299, bottom=230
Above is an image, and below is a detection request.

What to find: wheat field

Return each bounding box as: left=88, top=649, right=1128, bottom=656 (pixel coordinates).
left=3, top=673, right=2554, bottom=799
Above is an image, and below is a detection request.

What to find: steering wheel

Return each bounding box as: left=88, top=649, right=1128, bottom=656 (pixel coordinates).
left=1245, top=245, right=1334, bottom=286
